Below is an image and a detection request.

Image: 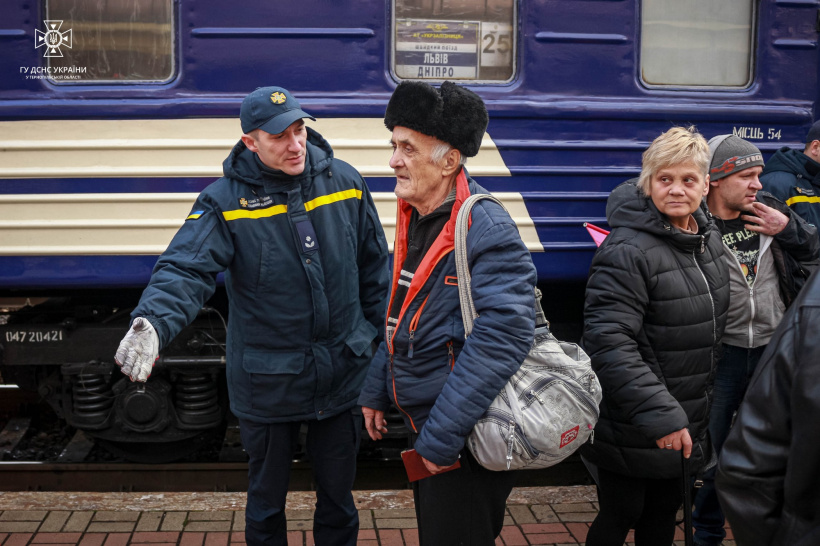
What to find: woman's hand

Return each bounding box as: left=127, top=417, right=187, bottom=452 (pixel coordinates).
left=656, top=428, right=692, bottom=458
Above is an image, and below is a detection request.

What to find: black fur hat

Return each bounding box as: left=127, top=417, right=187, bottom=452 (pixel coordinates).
left=384, top=80, right=488, bottom=157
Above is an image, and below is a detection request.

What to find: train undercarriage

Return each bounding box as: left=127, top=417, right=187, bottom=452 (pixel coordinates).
left=0, top=290, right=230, bottom=463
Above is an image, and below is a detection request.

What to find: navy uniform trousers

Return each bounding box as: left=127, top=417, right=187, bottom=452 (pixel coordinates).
left=239, top=409, right=362, bottom=546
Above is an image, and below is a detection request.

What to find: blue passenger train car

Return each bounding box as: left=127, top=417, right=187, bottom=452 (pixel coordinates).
left=0, top=0, right=817, bottom=457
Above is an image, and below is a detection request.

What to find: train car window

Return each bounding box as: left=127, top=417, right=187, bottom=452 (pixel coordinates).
left=640, top=0, right=755, bottom=87
left=392, top=0, right=516, bottom=83
left=44, top=0, right=174, bottom=83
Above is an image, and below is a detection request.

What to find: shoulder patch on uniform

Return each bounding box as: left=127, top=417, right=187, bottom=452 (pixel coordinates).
left=186, top=210, right=205, bottom=220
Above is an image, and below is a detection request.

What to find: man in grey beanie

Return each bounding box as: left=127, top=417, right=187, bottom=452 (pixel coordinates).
left=761, top=120, right=820, bottom=231
left=692, top=135, right=819, bottom=546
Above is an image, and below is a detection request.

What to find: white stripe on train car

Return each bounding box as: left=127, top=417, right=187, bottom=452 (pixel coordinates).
left=0, top=118, right=542, bottom=254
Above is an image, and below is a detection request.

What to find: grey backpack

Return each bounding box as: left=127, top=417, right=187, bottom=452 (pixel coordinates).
left=455, top=194, right=602, bottom=471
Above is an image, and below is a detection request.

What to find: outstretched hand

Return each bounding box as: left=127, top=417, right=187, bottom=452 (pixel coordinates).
left=114, top=317, right=159, bottom=382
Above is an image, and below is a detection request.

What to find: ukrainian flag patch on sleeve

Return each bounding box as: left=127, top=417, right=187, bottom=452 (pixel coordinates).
left=186, top=210, right=205, bottom=220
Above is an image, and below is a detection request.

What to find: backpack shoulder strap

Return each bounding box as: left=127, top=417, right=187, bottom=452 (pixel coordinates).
left=454, top=193, right=507, bottom=338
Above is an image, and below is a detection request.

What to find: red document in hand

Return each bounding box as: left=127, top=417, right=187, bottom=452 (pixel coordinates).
left=401, top=449, right=461, bottom=482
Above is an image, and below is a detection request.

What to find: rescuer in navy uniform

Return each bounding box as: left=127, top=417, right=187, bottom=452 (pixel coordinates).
left=114, top=86, right=389, bottom=546
left=761, top=120, right=820, bottom=231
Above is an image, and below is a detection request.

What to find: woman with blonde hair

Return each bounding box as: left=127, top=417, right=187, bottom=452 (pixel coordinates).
left=582, top=126, right=730, bottom=545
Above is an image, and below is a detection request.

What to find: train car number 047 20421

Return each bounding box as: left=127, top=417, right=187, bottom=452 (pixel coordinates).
left=4, top=330, right=65, bottom=343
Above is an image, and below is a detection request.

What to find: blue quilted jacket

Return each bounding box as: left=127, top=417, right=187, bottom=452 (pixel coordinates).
left=358, top=170, right=536, bottom=466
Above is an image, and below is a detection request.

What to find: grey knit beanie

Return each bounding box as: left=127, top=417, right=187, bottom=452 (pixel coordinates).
left=708, top=135, right=764, bottom=181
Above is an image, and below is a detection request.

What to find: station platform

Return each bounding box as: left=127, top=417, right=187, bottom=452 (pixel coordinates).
left=0, top=487, right=735, bottom=546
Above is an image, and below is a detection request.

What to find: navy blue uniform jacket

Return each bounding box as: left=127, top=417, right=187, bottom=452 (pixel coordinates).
left=133, top=128, right=389, bottom=423
left=358, top=170, right=537, bottom=466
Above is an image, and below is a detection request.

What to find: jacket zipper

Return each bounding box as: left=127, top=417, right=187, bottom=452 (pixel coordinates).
left=390, top=352, right=418, bottom=433
left=447, top=341, right=455, bottom=370
left=407, top=295, right=430, bottom=358
left=693, top=241, right=717, bottom=356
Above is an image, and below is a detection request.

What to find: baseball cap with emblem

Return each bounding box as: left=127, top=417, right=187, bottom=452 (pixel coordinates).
left=240, top=86, right=316, bottom=135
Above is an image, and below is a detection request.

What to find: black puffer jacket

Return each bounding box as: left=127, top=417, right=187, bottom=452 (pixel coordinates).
left=582, top=180, right=729, bottom=479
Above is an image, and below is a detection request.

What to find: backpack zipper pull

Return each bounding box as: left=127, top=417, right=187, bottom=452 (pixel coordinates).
left=530, top=389, right=545, bottom=404
left=408, top=330, right=415, bottom=358
left=589, top=424, right=594, bottom=445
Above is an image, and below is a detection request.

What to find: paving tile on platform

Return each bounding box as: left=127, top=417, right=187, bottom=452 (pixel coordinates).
left=552, top=502, right=597, bottom=513
left=179, top=532, right=204, bottom=546
left=229, top=532, right=244, bottom=543
left=498, top=525, right=528, bottom=546
left=556, top=511, right=597, bottom=523
left=85, top=523, right=135, bottom=533
left=102, top=534, right=130, bottom=546
left=78, top=535, right=105, bottom=546
left=376, top=529, right=403, bottom=546
left=31, top=532, right=83, bottom=543
left=374, top=518, right=417, bottom=529
left=0, top=523, right=40, bottom=533
left=93, top=513, right=139, bottom=523
left=39, top=513, right=70, bottom=533
left=204, top=532, right=229, bottom=546
left=521, top=523, right=568, bottom=534
left=358, top=510, right=373, bottom=530
left=372, top=509, right=414, bottom=519
left=4, top=535, right=34, bottom=546
left=187, top=513, right=232, bottom=522
left=131, top=532, right=180, bottom=543
left=358, top=530, right=377, bottom=540
left=184, top=522, right=231, bottom=533
left=507, top=505, right=536, bottom=525
left=231, top=513, right=245, bottom=533
left=285, top=520, right=311, bottom=532
left=524, top=532, right=574, bottom=544
left=402, top=528, right=419, bottom=546
left=135, top=513, right=162, bottom=533
left=63, top=513, right=93, bottom=533
left=284, top=511, right=313, bottom=522
left=530, top=505, right=559, bottom=523
left=0, top=512, right=47, bottom=522
left=285, top=531, right=302, bottom=546
left=159, top=513, right=186, bottom=532
left=564, top=522, right=589, bottom=542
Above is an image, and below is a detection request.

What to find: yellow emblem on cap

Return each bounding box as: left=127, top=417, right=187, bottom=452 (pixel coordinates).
left=270, top=92, right=286, bottom=104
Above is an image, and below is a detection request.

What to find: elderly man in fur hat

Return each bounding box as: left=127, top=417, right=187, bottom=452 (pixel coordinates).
left=358, top=81, right=537, bottom=544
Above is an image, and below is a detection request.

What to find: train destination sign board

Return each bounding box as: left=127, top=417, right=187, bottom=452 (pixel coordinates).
left=394, top=19, right=479, bottom=79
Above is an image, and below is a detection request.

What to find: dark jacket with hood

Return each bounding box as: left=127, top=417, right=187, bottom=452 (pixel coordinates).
left=717, top=267, right=820, bottom=546
left=132, top=128, right=389, bottom=423
left=761, top=146, right=820, bottom=229
left=358, top=170, right=537, bottom=467
left=581, top=179, right=730, bottom=479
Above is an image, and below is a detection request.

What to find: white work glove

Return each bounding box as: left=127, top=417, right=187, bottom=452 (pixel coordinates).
left=114, top=317, right=159, bottom=382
